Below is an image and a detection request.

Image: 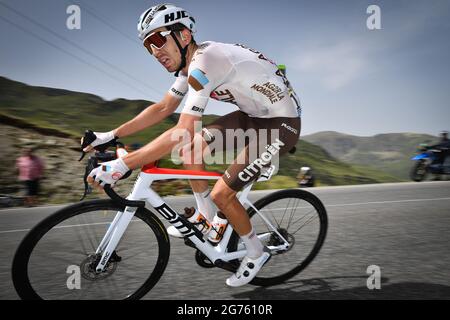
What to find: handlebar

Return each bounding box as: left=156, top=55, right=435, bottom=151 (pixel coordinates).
left=79, top=130, right=124, bottom=161
left=79, top=129, right=135, bottom=203
left=103, top=185, right=145, bottom=208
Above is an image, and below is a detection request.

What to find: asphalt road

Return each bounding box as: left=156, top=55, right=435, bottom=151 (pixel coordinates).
left=1, top=181, right=449, bottom=300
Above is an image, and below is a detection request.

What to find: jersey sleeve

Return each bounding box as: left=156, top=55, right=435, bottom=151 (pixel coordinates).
left=181, top=45, right=233, bottom=117
left=167, top=75, right=188, bottom=99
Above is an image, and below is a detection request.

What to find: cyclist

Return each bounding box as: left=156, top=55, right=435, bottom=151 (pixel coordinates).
left=84, top=3, right=301, bottom=287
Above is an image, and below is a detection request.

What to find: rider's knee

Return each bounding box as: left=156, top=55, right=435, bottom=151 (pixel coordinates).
left=211, top=185, right=235, bottom=207
left=210, top=189, right=225, bottom=206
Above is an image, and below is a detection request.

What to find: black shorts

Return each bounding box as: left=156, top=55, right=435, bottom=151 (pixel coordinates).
left=24, top=180, right=39, bottom=196
left=202, top=111, right=301, bottom=191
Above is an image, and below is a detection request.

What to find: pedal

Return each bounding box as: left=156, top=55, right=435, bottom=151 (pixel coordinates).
left=214, top=259, right=239, bottom=273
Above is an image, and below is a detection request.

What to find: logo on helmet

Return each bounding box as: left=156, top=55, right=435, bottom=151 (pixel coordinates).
left=143, top=5, right=163, bottom=26
left=144, top=10, right=157, bottom=25
left=165, top=10, right=188, bottom=24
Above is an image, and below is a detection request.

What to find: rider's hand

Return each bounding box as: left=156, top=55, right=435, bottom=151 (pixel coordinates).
left=87, top=157, right=129, bottom=189
left=81, top=130, right=116, bottom=152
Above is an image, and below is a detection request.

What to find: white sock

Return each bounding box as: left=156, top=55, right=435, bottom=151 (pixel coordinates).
left=241, top=227, right=264, bottom=259
left=193, top=190, right=216, bottom=221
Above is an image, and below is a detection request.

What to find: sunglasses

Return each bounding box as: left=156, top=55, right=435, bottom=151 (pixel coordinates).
left=143, top=30, right=172, bottom=54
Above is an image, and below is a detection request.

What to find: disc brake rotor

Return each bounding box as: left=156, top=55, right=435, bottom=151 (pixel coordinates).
left=80, top=252, right=121, bottom=281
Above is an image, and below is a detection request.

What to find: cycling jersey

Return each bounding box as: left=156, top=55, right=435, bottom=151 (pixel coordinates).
left=168, top=41, right=302, bottom=118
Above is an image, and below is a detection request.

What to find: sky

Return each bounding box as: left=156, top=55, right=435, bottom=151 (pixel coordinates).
left=0, top=0, right=449, bottom=136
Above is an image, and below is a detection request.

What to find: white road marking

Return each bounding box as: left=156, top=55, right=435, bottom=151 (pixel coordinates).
left=259, top=197, right=450, bottom=212
left=0, top=219, right=141, bottom=235
left=1, top=197, right=449, bottom=234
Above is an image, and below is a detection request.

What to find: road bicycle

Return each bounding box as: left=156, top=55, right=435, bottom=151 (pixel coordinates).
left=12, top=135, right=328, bottom=300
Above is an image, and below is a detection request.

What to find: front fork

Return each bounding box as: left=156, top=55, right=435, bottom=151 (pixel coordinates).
left=94, top=206, right=137, bottom=272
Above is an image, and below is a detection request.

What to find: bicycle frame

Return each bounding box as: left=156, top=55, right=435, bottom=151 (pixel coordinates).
left=94, top=164, right=290, bottom=272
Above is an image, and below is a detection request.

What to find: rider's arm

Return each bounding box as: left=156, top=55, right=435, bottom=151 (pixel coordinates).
left=83, top=77, right=188, bottom=151
left=113, top=93, right=182, bottom=138
left=122, top=113, right=200, bottom=169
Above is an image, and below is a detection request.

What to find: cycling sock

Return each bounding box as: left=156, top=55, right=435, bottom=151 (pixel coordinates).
left=241, top=227, right=264, bottom=259
left=193, top=190, right=215, bottom=221
left=202, top=191, right=217, bottom=221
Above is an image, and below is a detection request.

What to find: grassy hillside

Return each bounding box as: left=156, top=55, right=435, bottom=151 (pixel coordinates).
left=276, top=140, right=401, bottom=186
left=0, top=75, right=401, bottom=195
left=303, top=131, right=439, bottom=180
left=0, top=76, right=177, bottom=143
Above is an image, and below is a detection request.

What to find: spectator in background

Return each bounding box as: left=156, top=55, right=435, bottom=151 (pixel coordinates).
left=16, top=147, right=44, bottom=207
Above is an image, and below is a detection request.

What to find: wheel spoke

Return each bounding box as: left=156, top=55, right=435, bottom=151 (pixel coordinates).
left=291, top=214, right=318, bottom=235
left=278, top=197, right=292, bottom=227
left=286, top=197, right=300, bottom=230
left=289, top=208, right=317, bottom=230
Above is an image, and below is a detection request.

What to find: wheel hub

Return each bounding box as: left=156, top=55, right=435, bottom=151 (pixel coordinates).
left=80, top=251, right=121, bottom=281
left=267, top=228, right=295, bottom=254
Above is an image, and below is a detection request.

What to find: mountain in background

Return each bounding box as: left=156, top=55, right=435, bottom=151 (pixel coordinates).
left=0, top=75, right=402, bottom=202
left=302, top=131, right=439, bottom=180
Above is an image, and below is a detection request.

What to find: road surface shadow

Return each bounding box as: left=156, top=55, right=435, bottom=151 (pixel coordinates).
left=232, top=276, right=450, bottom=299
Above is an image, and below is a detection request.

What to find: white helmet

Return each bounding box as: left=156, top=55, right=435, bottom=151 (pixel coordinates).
left=137, top=3, right=196, bottom=41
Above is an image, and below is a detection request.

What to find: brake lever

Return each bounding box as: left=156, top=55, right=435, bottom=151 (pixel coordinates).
left=80, top=156, right=97, bottom=201
left=80, top=170, right=92, bottom=201
left=79, top=130, right=97, bottom=161
left=78, top=130, right=124, bottom=201
left=79, top=130, right=119, bottom=161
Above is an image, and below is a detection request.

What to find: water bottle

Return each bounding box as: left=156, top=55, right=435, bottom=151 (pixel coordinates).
left=184, top=207, right=211, bottom=235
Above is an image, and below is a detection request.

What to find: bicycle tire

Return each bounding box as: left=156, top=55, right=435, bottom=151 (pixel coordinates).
left=228, top=189, right=328, bottom=286
left=12, top=199, right=170, bottom=300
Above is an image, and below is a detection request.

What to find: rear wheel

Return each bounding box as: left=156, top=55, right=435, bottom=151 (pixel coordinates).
left=12, top=200, right=170, bottom=300
left=228, top=189, right=328, bottom=286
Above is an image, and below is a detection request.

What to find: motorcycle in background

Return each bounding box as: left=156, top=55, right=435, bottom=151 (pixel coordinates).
left=410, top=144, right=450, bottom=181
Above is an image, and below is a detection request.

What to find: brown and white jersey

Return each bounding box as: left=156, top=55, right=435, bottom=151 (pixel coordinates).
left=168, top=41, right=301, bottom=119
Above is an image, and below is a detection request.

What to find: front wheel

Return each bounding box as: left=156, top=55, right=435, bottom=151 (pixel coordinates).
left=228, top=189, right=328, bottom=286
left=410, top=160, right=428, bottom=182
left=12, top=200, right=170, bottom=300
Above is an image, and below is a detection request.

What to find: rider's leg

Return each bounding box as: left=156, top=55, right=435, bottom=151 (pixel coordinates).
left=180, top=132, right=216, bottom=221
left=181, top=111, right=255, bottom=222
left=181, top=132, right=210, bottom=192
left=210, top=178, right=263, bottom=256
left=211, top=117, right=301, bottom=286
left=210, top=177, right=269, bottom=287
